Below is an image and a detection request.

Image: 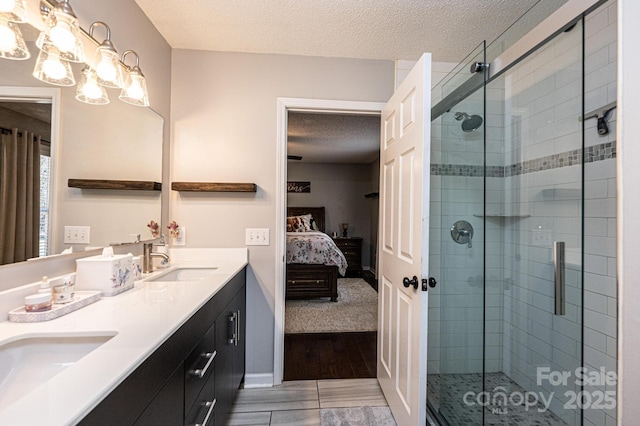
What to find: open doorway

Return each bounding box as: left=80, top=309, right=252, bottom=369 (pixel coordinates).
left=282, top=109, right=381, bottom=380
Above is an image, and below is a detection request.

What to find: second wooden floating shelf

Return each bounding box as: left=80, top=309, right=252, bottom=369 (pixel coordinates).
left=171, top=182, right=257, bottom=192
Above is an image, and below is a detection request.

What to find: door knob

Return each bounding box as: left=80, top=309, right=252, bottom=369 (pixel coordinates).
left=428, top=277, right=437, bottom=288
left=403, top=276, right=419, bottom=289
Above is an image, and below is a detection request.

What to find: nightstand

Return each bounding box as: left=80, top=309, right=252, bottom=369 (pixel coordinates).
left=333, top=237, right=363, bottom=277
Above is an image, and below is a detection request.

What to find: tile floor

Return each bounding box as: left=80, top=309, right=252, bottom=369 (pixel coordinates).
left=228, top=378, right=396, bottom=425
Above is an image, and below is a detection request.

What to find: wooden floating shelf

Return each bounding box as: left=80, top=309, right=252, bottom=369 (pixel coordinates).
left=171, top=182, right=257, bottom=192
left=68, top=179, right=162, bottom=191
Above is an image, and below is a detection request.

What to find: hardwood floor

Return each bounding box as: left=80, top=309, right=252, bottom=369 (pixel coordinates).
left=283, top=331, right=377, bottom=381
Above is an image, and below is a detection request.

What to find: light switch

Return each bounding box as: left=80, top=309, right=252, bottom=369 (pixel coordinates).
left=245, top=228, right=270, bottom=246
left=64, top=226, right=90, bottom=244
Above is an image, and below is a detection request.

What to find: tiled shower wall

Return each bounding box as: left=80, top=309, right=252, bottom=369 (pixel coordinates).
left=495, top=1, right=617, bottom=424
left=426, top=1, right=617, bottom=424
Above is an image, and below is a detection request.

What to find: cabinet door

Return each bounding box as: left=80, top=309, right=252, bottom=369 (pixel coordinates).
left=133, top=363, right=184, bottom=426
left=231, top=284, right=246, bottom=392
left=213, top=284, right=246, bottom=426
left=214, top=309, right=234, bottom=426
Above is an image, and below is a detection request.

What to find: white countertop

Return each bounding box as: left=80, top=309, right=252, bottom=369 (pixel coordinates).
left=0, top=248, right=248, bottom=426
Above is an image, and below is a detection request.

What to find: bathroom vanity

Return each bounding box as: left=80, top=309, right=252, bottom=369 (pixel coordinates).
left=0, top=248, right=247, bottom=426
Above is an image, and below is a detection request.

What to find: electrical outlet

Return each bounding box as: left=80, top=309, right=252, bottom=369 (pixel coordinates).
left=245, top=228, right=270, bottom=246
left=64, top=226, right=90, bottom=244
left=173, top=227, right=186, bottom=246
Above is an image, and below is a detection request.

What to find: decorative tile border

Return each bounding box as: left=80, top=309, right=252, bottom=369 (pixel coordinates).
left=431, top=142, right=615, bottom=177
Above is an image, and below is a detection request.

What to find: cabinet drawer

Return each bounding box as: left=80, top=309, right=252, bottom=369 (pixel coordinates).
left=185, top=323, right=216, bottom=413
left=185, top=376, right=216, bottom=426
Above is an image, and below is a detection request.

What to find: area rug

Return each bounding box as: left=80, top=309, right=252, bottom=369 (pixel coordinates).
left=320, top=406, right=396, bottom=425
left=285, top=278, right=378, bottom=333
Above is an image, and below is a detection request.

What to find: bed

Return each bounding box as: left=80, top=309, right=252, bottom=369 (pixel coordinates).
left=286, top=207, right=347, bottom=302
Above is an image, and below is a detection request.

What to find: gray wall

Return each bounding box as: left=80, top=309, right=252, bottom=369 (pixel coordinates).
left=169, top=50, right=395, bottom=380
left=287, top=161, right=376, bottom=269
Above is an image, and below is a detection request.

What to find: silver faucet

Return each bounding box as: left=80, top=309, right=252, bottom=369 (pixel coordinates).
left=142, top=240, right=170, bottom=273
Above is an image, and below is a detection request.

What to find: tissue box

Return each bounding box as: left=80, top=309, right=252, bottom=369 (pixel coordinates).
left=75, top=253, right=135, bottom=296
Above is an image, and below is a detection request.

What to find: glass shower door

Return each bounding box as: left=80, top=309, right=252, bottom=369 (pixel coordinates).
left=484, top=19, right=584, bottom=426
left=427, top=41, right=487, bottom=425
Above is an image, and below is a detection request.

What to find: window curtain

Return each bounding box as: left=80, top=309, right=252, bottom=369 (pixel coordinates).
left=0, top=129, right=41, bottom=265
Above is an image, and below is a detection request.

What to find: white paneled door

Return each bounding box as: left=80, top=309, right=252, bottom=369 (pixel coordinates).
left=377, top=53, right=431, bottom=426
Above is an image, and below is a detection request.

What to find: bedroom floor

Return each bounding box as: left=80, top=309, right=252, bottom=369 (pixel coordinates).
left=284, top=278, right=378, bottom=381
left=284, top=332, right=376, bottom=380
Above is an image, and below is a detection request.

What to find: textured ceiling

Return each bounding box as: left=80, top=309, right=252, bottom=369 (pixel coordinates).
left=135, top=0, right=564, bottom=63
left=288, top=113, right=380, bottom=164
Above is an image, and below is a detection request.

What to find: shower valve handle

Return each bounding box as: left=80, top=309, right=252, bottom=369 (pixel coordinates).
left=403, top=276, right=419, bottom=290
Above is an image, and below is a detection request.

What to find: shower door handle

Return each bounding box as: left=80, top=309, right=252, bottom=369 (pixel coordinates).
left=554, top=242, right=565, bottom=316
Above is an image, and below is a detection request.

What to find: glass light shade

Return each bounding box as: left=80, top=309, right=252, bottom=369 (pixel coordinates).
left=119, top=69, right=149, bottom=107
left=94, top=46, right=123, bottom=88
left=76, top=67, right=109, bottom=105
left=0, top=0, right=27, bottom=22
left=36, top=5, right=85, bottom=63
left=0, top=17, right=29, bottom=59
left=32, top=48, right=75, bottom=86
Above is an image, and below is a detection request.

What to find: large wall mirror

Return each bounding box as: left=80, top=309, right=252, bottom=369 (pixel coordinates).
left=0, top=24, right=163, bottom=266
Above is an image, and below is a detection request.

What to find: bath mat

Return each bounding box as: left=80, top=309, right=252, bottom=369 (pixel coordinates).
left=320, top=406, right=396, bottom=425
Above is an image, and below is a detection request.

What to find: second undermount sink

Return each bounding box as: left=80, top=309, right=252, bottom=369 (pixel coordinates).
left=147, top=267, right=219, bottom=282
left=0, top=333, right=117, bottom=411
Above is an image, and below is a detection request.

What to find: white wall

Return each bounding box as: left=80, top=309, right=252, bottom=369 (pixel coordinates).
left=287, top=162, right=374, bottom=268
left=170, top=50, right=394, bottom=379
left=617, top=0, right=640, bottom=423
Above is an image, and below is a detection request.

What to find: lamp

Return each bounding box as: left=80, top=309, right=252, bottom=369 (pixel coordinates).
left=341, top=223, right=349, bottom=237
left=119, top=50, right=149, bottom=107
left=0, top=0, right=27, bottom=22
left=0, top=15, right=29, bottom=59
left=89, top=21, right=123, bottom=88
left=32, top=46, right=75, bottom=86
left=76, top=66, right=109, bottom=105
left=36, top=0, right=85, bottom=63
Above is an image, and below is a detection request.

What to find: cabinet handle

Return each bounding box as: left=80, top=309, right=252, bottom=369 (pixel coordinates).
left=235, top=309, right=241, bottom=347
left=193, top=398, right=216, bottom=426
left=228, top=312, right=237, bottom=345
left=190, top=351, right=216, bottom=378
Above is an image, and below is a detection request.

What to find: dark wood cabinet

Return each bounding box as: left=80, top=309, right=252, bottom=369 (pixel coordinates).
left=333, top=237, right=363, bottom=277
left=79, top=268, right=246, bottom=426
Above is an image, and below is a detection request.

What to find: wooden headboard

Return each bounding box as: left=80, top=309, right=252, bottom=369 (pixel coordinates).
left=287, top=207, right=325, bottom=233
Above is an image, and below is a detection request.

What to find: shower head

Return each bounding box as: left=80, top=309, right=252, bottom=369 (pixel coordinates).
left=454, top=111, right=483, bottom=132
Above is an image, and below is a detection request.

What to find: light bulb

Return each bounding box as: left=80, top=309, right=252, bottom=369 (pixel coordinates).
left=0, top=0, right=15, bottom=13
left=49, top=23, right=75, bottom=53
left=0, top=24, right=17, bottom=51
left=127, top=79, right=144, bottom=99
left=82, top=79, right=102, bottom=99
left=43, top=58, right=66, bottom=80
left=96, top=58, right=116, bottom=82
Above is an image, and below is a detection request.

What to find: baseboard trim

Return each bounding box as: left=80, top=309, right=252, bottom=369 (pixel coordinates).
left=243, top=373, right=274, bottom=388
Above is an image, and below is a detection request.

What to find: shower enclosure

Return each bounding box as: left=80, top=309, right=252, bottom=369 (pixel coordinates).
left=425, top=2, right=609, bottom=423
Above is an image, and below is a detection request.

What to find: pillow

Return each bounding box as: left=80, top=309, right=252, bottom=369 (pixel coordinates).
left=287, top=214, right=314, bottom=232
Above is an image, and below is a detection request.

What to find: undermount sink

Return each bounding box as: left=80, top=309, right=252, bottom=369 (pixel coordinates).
left=147, top=267, right=219, bottom=282
left=0, top=333, right=117, bottom=411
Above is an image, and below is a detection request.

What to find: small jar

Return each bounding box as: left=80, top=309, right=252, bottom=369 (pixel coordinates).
left=52, top=284, right=75, bottom=304
left=24, top=293, right=53, bottom=312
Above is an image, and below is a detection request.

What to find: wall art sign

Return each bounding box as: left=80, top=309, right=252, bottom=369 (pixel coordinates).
left=287, top=181, right=311, bottom=193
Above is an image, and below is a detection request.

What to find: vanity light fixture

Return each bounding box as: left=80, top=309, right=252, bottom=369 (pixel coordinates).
left=0, top=15, right=29, bottom=59
left=32, top=46, right=75, bottom=86
left=0, top=0, right=27, bottom=22
left=76, top=66, right=109, bottom=105
left=36, top=0, right=85, bottom=63
left=119, top=50, right=149, bottom=107
left=89, top=21, right=124, bottom=89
